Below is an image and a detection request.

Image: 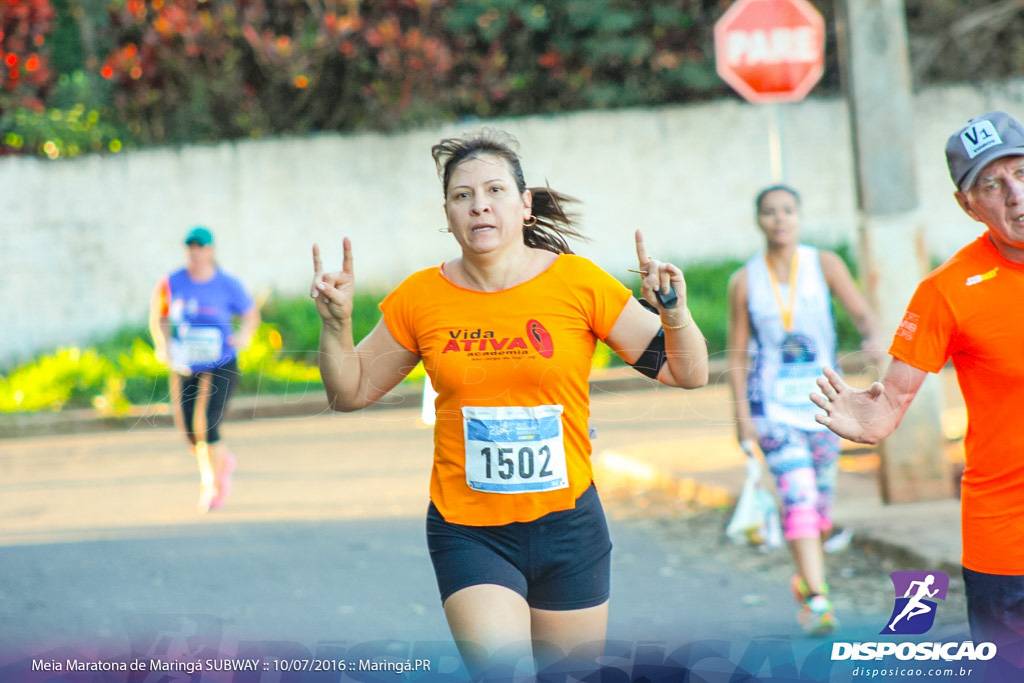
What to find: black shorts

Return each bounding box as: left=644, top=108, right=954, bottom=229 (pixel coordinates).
left=426, top=484, right=612, bottom=611
left=176, top=358, right=239, bottom=445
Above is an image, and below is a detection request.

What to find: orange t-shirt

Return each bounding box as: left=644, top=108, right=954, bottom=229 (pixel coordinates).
left=889, top=235, right=1024, bottom=574
left=379, top=253, right=631, bottom=526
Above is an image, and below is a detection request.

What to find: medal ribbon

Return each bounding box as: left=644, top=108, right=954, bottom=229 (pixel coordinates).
left=766, top=251, right=799, bottom=332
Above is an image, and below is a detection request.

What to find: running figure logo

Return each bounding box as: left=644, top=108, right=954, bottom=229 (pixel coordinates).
left=882, top=571, right=949, bottom=635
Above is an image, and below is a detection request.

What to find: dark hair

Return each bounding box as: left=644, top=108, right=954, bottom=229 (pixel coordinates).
left=431, top=128, right=587, bottom=255
left=755, top=184, right=801, bottom=213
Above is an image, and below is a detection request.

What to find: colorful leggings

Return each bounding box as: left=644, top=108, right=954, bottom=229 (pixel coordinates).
left=756, top=422, right=840, bottom=541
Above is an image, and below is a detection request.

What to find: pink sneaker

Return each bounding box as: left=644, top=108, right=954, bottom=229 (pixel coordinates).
left=197, top=483, right=216, bottom=514
left=209, top=452, right=237, bottom=510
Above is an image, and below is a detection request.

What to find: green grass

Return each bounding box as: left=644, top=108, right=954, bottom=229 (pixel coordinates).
left=259, top=290, right=386, bottom=362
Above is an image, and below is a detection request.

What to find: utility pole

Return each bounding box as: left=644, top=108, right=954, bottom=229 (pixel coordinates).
left=834, top=0, right=952, bottom=503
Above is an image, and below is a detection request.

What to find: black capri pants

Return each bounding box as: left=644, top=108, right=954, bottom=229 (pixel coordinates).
left=426, top=484, right=612, bottom=611
left=177, top=358, right=239, bottom=446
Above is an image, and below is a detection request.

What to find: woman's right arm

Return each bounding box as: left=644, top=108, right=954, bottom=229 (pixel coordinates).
left=149, top=277, right=172, bottom=366
left=312, top=239, right=421, bottom=412
left=726, top=268, right=758, bottom=447
left=318, top=318, right=421, bottom=412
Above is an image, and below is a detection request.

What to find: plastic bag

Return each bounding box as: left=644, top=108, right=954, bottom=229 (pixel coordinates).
left=726, top=455, right=784, bottom=550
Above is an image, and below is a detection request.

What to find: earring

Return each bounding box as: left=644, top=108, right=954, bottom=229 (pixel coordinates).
left=523, top=215, right=537, bottom=227
left=438, top=227, right=452, bottom=233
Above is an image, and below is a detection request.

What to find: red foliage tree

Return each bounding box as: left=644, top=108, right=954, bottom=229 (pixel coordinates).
left=91, top=1, right=750, bottom=147
left=0, top=0, right=57, bottom=113
left=98, top=0, right=454, bottom=144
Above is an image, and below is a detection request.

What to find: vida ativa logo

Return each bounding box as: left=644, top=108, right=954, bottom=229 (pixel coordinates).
left=882, top=570, right=949, bottom=635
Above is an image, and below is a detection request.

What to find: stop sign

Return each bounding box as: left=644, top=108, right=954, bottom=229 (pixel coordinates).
left=714, top=0, right=825, bottom=104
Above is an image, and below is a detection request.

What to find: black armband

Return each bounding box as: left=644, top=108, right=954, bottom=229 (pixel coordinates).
left=631, top=327, right=667, bottom=380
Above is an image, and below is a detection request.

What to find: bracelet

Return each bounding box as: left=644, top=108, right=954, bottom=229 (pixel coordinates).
left=662, top=309, right=692, bottom=331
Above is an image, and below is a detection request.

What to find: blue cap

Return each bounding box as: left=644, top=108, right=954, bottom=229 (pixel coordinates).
left=184, top=226, right=214, bottom=246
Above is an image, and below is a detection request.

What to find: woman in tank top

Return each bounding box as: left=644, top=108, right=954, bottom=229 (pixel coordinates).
left=726, top=185, right=881, bottom=636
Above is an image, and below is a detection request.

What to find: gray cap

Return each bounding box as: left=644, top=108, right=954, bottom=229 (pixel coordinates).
left=946, top=111, right=1024, bottom=191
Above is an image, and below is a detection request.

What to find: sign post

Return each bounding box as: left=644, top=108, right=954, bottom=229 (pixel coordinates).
left=714, top=0, right=826, bottom=181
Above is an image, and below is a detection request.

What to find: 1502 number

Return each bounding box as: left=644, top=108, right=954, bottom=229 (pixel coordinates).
left=480, top=445, right=554, bottom=480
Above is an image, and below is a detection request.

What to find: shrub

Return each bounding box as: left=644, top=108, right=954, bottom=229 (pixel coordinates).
left=236, top=323, right=322, bottom=395
left=0, top=321, right=323, bottom=414
left=260, top=290, right=385, bottom=361
left=618, top=250, right=864, bottom=364
left=0, top=253, right=868, bottom=413
left=0, top=347, right=116, bottom=411
left=115, top=337, right=171, bottom=406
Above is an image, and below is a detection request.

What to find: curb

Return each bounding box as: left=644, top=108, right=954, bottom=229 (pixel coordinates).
left=0, top=366, right=663, bottom=440
left=3, top=356, right=881, bottom=440
left=849, top=534, right=963, bottom=577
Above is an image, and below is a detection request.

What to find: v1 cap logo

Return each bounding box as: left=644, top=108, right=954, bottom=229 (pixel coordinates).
left=961, top=120, right=1002, bottom=159
left=882, top=571, right=949, bottom=635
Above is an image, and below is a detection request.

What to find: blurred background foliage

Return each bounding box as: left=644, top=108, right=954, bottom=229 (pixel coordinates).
left=3, top=0, right=1021, bottom=158
left=0, top=0, right=993, bottom=411
left=0, top=258, right=868, bottom=414
left=0, top=290, right=384, bottom=414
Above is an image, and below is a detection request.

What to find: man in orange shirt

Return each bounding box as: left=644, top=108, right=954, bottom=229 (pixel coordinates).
left=813, top=111, right=1024, bottom=662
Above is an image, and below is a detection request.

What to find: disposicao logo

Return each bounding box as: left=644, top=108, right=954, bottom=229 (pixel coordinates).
left=883, top=570, right=948, bottom=635
left=830, top=570, right=997, bottom=663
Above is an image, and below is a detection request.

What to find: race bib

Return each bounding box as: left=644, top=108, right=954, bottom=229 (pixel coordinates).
left=773, top=362, right=820, bottom=407
left=172, top=326, right=224, bottom=367
left=462, top=405, right=569, bottom=494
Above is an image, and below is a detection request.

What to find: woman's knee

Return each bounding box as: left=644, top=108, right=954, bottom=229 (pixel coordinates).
left=784, top=505, right=824, bottom=541
left=530, top=601, right=608, bottom=668
left=443, top=585, right=533, bottom=676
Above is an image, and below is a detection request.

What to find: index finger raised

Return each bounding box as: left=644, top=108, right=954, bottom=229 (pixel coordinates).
left=634, top=229, right=650, bottom=266
left=342, top=236, right=353, bottom=276
left=312, top=243, right=323, bottom=275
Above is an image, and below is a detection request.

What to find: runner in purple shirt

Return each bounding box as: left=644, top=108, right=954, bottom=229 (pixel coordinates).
left=150, top=226, right=260, bottom=512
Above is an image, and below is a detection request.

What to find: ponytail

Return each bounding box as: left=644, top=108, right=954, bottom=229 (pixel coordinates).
left=523, top=185, right=587, bottom=255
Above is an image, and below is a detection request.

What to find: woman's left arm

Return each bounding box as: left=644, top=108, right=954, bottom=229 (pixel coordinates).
left=819, top=250, right=884, bottom=363
left=605, top=297, right=709, bottom=388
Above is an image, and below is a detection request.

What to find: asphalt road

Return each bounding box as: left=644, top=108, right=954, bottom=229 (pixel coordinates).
left=0, top=387, right=975, bottom=682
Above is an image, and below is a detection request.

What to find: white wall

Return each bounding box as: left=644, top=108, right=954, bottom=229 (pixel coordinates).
left=5, top=82, right=1022, bottom=367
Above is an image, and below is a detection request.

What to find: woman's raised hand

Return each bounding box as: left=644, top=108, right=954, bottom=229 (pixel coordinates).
left=634, top=229, right=687, bottom=313
left=311, top=238, right=356, bottom=325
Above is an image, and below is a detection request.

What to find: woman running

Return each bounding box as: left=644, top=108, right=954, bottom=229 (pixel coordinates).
left=726, top=185, right=881, bottom=636
left=150, top=226, right=260, bottom=513
left=311, top=129, right=709, bottom=677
